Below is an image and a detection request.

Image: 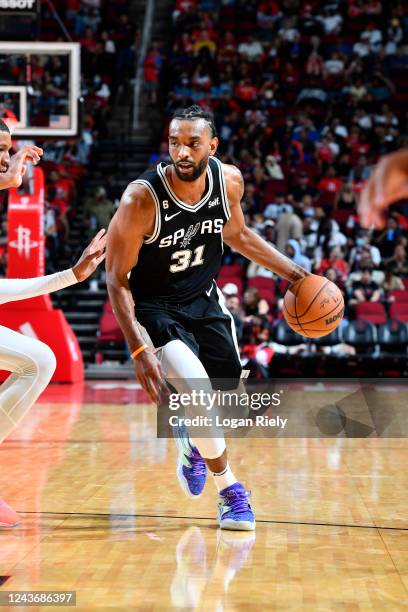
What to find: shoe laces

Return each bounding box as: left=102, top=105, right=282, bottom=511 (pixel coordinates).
left=190, top=448, right=206, bottom=476
left=224, top=488, right=251, bottom=513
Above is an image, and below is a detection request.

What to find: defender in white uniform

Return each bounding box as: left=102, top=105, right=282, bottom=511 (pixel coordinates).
left=0, top=118, right=106, bottom=527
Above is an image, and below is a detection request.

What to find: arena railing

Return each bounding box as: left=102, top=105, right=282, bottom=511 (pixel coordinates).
left=132, top=0, right=155, bottom=130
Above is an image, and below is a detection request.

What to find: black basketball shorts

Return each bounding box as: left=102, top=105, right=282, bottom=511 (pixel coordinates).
left=134, top=281, right=242, bottom=382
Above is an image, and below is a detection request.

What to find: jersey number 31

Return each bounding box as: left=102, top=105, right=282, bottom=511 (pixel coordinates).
left=170, top=244, right=205, bottom=273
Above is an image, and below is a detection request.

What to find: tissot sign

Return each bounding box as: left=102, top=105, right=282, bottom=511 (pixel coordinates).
left=0, top=0, right=37, bottom=12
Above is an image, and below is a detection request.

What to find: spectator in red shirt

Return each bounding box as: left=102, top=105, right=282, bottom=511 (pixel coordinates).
left=316, top=137, right=335, bottom=164
left=317, top=166, right=342, bottom=206
left=235, top=80, right=258, bottom=103
left=176, top=0, right=197, bottom=11
left=257, top=1, right=280, bottom=30
left=46, top=170, right=73, bottom=204
left=144, top=44, right=162, bottom=104
left=317, top=246, right=349, bottom=281
left=80, top=27, right=98, bottom=53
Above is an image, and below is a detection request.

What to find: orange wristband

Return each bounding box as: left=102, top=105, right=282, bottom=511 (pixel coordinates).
left=130, top=344, right=148, bottom=360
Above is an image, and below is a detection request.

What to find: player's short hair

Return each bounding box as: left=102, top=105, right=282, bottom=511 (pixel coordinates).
left=0, top=119, right=10, bottom=133
left=171, top=105, right=217, bottom=138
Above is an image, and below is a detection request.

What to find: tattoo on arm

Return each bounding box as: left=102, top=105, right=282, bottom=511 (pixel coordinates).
left=289, top=263, right=307, bottom=283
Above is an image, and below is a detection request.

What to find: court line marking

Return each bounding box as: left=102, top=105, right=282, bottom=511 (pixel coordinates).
left=18, top=511, right=408, bottom=531
left=3, top=442, right=408, bottom=449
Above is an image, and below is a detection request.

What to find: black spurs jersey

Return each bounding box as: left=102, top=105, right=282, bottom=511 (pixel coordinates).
left=129, top=157, right=231, bottom=304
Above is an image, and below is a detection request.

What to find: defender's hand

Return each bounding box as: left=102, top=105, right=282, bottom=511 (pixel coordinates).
left=72, top=229, right=107, bottom=281
left=359, top=151, right=408, bottom=229
left=133, top=349, right=166, bottom=404
left=7, top=146, right=43, bottom=187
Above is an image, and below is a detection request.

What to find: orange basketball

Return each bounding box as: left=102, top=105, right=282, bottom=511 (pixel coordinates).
left=283, top=274, right=344, bottom=338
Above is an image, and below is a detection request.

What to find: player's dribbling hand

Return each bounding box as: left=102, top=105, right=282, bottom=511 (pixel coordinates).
left=72, top=229, right=107, bottom=281
left=133, top=350, right=166, bottom=404
left=359, top=151, right=408, bottom=229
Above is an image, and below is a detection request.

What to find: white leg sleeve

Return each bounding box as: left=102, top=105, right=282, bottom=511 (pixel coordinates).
left=0, top=325, right=57, bottom=444
left=159, top=340, right=226, bottom=460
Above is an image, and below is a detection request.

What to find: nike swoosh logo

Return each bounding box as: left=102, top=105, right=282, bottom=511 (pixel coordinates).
left=164, top=211, right=182, bottom=221
left=206, top=284, right=213, bottom=297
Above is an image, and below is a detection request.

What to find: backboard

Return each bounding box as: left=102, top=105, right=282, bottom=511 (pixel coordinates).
left=0, top=42, right=80, bottom=137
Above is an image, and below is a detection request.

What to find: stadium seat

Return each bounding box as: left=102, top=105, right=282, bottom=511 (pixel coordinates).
left=296, top=162, right=319, bottom=183
left=390, top=290, right=408, bottom=303
left=217, top=272, right=242, bottom=285
left=331, top=210, right=352, bottom=227
left=217, top=264, right=245, bottom=296
left=403, top=280, right=408, bottom=290
left=103, top=300, right=114, bottom=314
left=272, top=320, right=306, bottom=345
left=262, top=179, right=287, bottom=205
left=312, top=326, right=342, bottom=347
left=248, top=276, right=276, bottom=292
left=342, top=320, right=378, bottom=353
left=219, top=264, right=244, bottom=278
left=390, top=302, right=408, bottom=323
left=259, top=289, right=276, bottom=308
left=279, top=279, right=290, bottom=296
left=378, top=320, right=408, bottom=354
left=355, top=302, right=387, bottom=325
left=98, top=312, right=124, bottom=343
left=248, top=276, right=276, bottom=306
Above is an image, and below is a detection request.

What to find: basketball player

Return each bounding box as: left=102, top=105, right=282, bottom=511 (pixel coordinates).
left=359, top=148, right=408, bottom=229
left=106, top=106, right=310, bottom=531
left=0, top=119, right=107, bottom=527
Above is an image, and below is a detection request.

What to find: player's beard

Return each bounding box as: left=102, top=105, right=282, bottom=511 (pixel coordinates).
left=171, top=154, right=209, bottom=182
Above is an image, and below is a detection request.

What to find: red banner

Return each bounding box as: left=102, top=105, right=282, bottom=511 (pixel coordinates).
left=6, top=165, right=50, bottom=310
left=0, top=166, right=84, bottom=382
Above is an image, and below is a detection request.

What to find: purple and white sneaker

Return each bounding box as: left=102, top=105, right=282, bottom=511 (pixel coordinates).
left=175, top=425, right=207, bottom=498
left=217, top=482, right=255, bottom=531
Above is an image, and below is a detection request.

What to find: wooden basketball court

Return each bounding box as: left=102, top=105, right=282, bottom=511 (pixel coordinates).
left=1, top=382, right=408, bottom=610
